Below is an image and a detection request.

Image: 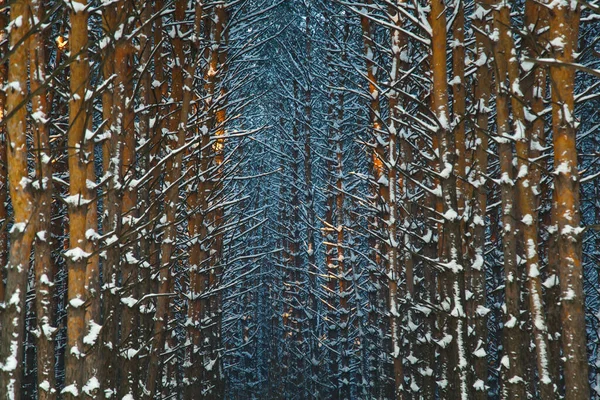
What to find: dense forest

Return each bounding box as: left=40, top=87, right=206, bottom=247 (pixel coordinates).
left=1, top=0, right=600, bottom=398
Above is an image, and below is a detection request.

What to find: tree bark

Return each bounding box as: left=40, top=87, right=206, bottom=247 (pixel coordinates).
left=30, top=2, right=57, bottom=397
left=548, top=2, right=589, bottom=398
left=64, top=0, right=94, bottom=396
left=468, top=1, right=492, bottom=396
left=429, top=0, right=469, bottom=397
left=491, top=2, right=527, bottom=397
left=0, top=2, right=35, bottom=398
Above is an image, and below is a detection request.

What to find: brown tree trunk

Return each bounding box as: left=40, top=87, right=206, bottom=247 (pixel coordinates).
left=468, top=1, right=492, bottom=396
left=100, top=1, right=123, bottom=394
left=30, top=2, right=57, bottom=397
left=491, top=2, right=527, bottom=397
left=118, top=42, right=138, bottom=399
left=509, top=1, right=557, bottom=396
left=548, top=2, right=589, bottom=399
left=184, top=4, right=206, bottom=396
left=429, top=0, right=469, bottom=397
left=452, top=0, right=467, bottom=255
left=0, top=2, right=34, bottom=398
left=135, top=0, right=157, bottom=394
left=64, top=0, right=94, bottom=397
left=144, top=0, right=168, bottom=395
left=359, top=7, right=388, bottom=395
left=0, top=1, right=8, bottom=306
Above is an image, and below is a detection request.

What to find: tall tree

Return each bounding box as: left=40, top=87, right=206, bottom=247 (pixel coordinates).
left=0, top=1, right=34, bottom=398
left=548, top=1, right=589, bottom=398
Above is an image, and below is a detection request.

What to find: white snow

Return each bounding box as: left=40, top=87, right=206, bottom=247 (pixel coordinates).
left=83, top=321, right=102, bottom=346
left=39, top=380, right=51, bottom=392
left=120, top=297, right=138, bottom=308
left=64, top=194, right=92, bottom=206
left=9, top=222, right=26, bottom=234
left=563, top=288, right=576, bottom=300
left=69, top=296, right=85, bottom=308
left=542, top=275, right=559, bottom=289
left=473, top=379, right=486, bottom=391
left=554, top=161, right=571, bottom=175
left=476, top=305, right=491, bottom=317
left=550, top=36, right=565, bottom=50
left=36, top=230, right=47, bottom=242
left=439, top=162, right=453, bottom=179
left=204, top=357, right=217, bottom=371
left=65, top=247, right=91, bottom=261
left=443, top=208, right=458, bottom=221
left=0, top=340, right=19, bottom=372
left=82, top=377, right=100, bottom=396
left=505, top=315, right=517, bottom=328
left=32, top=111, right=49, bottom=124
left=61, top=384, right=79, bottom=396
left=473, top=347, right=486, bottom=358
left=472, top=254, right=484, bottom=271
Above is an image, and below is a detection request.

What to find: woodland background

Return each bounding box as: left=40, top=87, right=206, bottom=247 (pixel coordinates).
left=0, top=0, right=600, bottom=399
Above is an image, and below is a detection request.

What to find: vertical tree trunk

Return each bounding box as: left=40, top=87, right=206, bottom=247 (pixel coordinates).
left=144, top=0, right=167, bottom=395
left=359, top=8, right=388, bottom=395
left=184, top=4, right=206, bottom=396
left=209, top=6, right=229, bottom=396
left=0, top=1, right=8, bottom=306
left=154, top=0, right=187, bottom=395
left=30, top=2, right=57, bottom=397
left=64, top=0, right=93, bottom=397
left=523, top=2, right=563, bottom=390
left=135, top=1, right=157, bottom=394
left=468, top=1, right=492, bottom=396
left=100, top=1, right=123, bottom=394
left=387, top=2, right=407, bottom=395
left=0, top=2, right=34, bottom=398
left=323, top=14, right=340, bottom=393
left=118, top=41, right=138, bottom=398
left=504, top=1, right=556, bottom=396
left=301, top=7, right=319, bottom=397
left=491, top=2, right=527, bottom=397
left=548, top=2, right=589, bottom=399
left=429, top=0, right=469, bottom=397
left=336, top=22, right=351, bottom=400
left=452, top=0, right=467, bottom=255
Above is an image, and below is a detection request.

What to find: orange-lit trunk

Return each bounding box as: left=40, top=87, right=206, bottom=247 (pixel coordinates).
left=468, top=1, right=492, bottom=396
left=429, top=0, right=468, bottom=396
left=0, top=0, right=7, bottom=305
left=0, top=2, right=35, bottom=398
left=65, top=0, right=94, bottom=397
left=359, top=8, right=388, bottom=395
left=548, top=3, right=589, bottom=399
left=184, top=4, right=206, bottom=397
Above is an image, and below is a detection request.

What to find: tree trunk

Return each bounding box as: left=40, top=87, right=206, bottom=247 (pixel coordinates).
left=0, top=2, right=35, bottom=398
left=64, top=0, right=93, bottom=397
left=491, top=2, right=527, bottom=397
left=548, top=2, right=589, bottom=398
left=30, top=2, right=57, bottom=397
left=468, top=1, right=492, bottom=397
left=429, top=0, right=469, bottom=397
left=0, top=0, right=8, bottom=307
